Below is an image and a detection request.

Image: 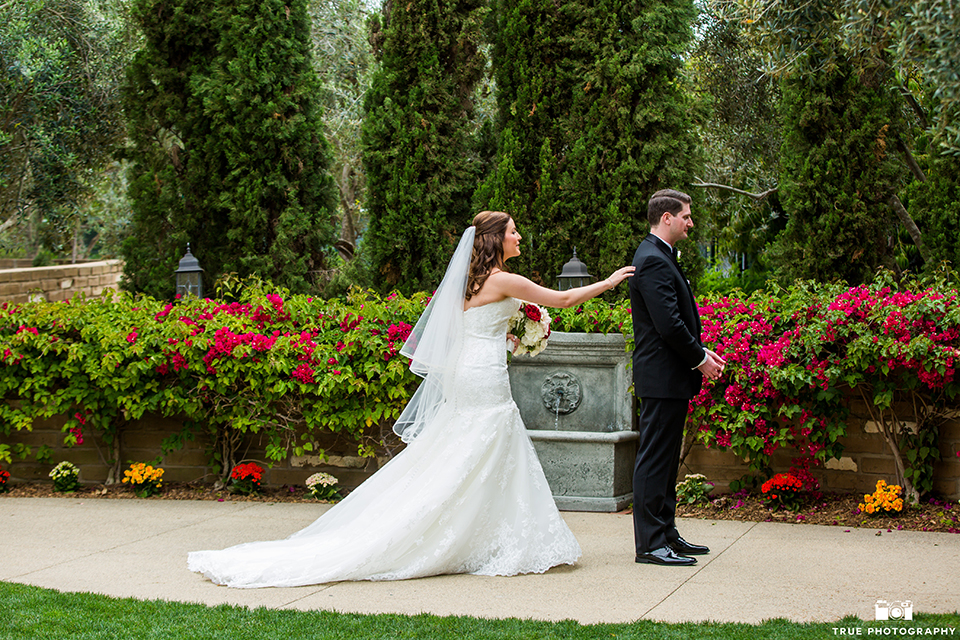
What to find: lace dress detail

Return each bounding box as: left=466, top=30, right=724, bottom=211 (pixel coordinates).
left=188, top=297, right=581, bottom=587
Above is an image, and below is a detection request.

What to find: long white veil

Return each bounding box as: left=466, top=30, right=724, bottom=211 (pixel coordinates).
left=393, top=226, right=475, bottom=442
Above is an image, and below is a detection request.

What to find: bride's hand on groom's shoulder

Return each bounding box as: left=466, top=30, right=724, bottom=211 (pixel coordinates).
left=605, top=266, right=635, bottom=289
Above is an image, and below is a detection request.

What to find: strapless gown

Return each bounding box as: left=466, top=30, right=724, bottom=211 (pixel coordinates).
left=188, top=297, right=581, bottom=587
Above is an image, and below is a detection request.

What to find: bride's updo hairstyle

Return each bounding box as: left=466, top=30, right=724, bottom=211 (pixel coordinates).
left=465, top=210, right=511, bottom=301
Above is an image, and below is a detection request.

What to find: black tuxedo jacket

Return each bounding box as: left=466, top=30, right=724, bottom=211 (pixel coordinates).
left=628, top=234, right=704, bottom=400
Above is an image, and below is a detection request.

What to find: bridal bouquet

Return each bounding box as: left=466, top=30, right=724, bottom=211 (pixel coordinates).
left=509, top=302, right=552, bottom=357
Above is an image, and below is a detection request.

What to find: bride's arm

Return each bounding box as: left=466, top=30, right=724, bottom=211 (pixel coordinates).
left=486, top=267, right=634, bottom=309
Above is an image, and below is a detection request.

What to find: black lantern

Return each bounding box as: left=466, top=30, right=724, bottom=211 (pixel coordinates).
left=556, top=248, right=593, bottom=291
left=174, top=244, right=204, bottom=299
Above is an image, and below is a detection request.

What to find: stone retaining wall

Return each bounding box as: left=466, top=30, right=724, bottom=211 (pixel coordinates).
left=4, top=405, right=959, bottom=500
left=0, top=260, right=124, bottom=303
left=683, top=403, right=960, bottom=499
left=4, top=413, right=382, bottom=492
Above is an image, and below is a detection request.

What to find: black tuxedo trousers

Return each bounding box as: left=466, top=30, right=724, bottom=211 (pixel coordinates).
left=632, top=397, right=688, bottom=552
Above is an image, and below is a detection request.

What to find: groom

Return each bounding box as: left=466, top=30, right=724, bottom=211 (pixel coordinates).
left=629, top=189, right=725, bottom=566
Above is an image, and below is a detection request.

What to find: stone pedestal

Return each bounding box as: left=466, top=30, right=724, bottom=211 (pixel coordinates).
left=508, top=331, right=637, bottom=511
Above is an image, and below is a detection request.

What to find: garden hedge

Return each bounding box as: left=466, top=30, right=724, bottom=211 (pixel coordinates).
left=2, top=270, right=957, bottom=499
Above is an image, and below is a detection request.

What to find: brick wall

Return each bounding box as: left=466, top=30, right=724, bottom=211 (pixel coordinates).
left=0, top=260, right=124, bottom=303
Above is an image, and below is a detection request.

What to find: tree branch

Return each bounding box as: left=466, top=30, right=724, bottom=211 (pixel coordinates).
left=691, top=179, right=778, bottom=201
left=895, top=135, right=926, bottom=183
left=899, top=85, right=929, bottom=130
left=889, top=195, right=933, bottom=264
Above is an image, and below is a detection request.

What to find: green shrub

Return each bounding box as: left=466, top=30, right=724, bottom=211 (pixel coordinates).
left=0, top=284, right=426, bottom=480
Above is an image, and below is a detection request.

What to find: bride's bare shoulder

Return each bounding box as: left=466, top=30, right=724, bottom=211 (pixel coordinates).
left=463, top=270, right=518, bottom=310
left=487, top=269, right=525, bottom=284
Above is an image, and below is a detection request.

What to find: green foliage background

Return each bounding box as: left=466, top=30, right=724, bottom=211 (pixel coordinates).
left=478, top=0, right=701, bottom=288
left=360, top=0, right=487, bottom=295
left=903, top=151, right=960, bottom=272
left=0, top=0, right=130, bottom=258
left=769, top=55, right=904, bottom=284
left=120, top=0, right=338, bottom=299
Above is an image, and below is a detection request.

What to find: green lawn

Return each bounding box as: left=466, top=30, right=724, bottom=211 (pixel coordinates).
left=1, top=581, right=957, bottom=639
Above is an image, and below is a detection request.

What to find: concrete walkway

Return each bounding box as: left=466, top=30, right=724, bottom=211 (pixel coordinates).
left=1, top=497, right=958, bottom=624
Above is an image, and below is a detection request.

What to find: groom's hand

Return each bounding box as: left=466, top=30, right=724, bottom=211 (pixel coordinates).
left=697, top=349, right=725, bottom=381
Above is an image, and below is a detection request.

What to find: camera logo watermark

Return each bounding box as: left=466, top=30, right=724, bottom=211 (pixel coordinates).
left=876, top=600, right=914, bottom=621
left=830, top=599, right=957, bottom=636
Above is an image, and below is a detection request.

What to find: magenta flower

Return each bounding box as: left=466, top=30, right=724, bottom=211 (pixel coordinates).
left=292, top=363, right=315, bottom=384
left=387, top=322, right=413, bottom=342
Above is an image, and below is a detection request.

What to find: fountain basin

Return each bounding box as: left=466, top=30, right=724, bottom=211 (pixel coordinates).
left=527, top=429, right=638, bottom=511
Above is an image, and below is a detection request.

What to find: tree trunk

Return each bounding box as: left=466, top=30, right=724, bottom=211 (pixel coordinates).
left=104, top=431, right=122, bottom=485
left=336, top=164, right=358, bottom=260
left=896, top=136, right=926, bottom=183
left=899, top=85, right=929, bottom=130
left=678, top=426, right=697, bottom=472
left=857, top=388, right=920, bottom=504
left=878, top=416, right=921, bottom=504
left=71, top=215, right=80, bottom=263
left=690, top=179, right=778, bottom=201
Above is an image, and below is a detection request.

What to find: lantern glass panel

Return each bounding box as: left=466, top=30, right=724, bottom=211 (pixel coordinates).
left=176, top=272, right=203, bottom=298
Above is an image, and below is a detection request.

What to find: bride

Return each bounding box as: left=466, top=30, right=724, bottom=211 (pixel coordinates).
left=188, top=211, right=634, bottom=587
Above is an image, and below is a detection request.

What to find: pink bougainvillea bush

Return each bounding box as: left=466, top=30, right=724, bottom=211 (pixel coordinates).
left=0, top=283, right=425, bottom=480
left=551, top=269, right=960, bottom=500
left=691, top=272, right=960, bottom=501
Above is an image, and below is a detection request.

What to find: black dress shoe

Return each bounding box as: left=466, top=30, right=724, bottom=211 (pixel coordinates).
left=635, top=546, right=697, bottom=566
left=669, top=537, right=710, bottom=556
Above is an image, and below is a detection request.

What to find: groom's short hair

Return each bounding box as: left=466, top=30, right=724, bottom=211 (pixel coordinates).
left=647, top=189, right=691, bottom=226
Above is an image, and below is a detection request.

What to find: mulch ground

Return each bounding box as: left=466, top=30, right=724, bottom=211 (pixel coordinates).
left=675, top=491, right=960, bottom=534
left=2, top=482, right=959, bottom=534
left=1, top=481, right=323, bottom=504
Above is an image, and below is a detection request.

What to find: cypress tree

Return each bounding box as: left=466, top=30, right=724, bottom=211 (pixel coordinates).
left=361, top=0, right=487, bottom=294
left=769, top=55, right=905, bottom=285
left=478, top=0, right=700, bottom=286
left=121, top=0, right=337, bottom=298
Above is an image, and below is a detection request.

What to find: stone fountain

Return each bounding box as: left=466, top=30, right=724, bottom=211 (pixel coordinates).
left=508, top=331, right=637, bottom=512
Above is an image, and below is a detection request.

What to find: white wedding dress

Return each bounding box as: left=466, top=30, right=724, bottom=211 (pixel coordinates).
left=188, top=297, right=581, bottom=587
